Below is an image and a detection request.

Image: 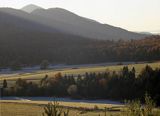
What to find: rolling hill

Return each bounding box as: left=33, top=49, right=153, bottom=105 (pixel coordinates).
left=1, top=4, right=147, bottom=40
left=1, top=5, right=159, bottom=68
left=28, top=4, right=147, bottom=40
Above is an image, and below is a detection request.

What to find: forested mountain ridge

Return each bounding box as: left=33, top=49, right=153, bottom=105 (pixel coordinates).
left=0, top=34, right=160, bottom=68
left=0, top=6, right=159, bottom=68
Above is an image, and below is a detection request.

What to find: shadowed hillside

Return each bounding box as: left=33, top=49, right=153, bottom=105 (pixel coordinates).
left=1, top=5, right=147, bottom=41
left=0, top=6, right=159, bottom=68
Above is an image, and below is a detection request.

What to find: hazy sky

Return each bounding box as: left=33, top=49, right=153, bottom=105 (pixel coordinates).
left=0, top=0, right=160, bottom=33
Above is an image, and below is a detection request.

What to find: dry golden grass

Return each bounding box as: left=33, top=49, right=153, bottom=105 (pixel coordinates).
left=0, top=102, right=121, bottom=116
left=0, top=102, right=43, bottom=116
left=0, top=62, right=159, bottom=88
left=0, top=100, right=123, bottom=109
left=0, top=62, right=159, bottom=82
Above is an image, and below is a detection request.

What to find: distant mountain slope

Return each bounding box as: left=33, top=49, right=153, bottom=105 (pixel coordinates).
left=0, top=5, right=147, bottom=41
left=0, top=9, right=59, bottom=34
left=0, top=8, right=96, bottom=67
left=31, top=7, right=146, bottom=40
left=17, top=4, right=147, bottom=40
left=0, top=5, right=159, bottom=68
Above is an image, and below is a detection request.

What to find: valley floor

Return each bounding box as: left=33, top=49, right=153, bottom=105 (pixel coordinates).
left=0, top=61, right=159, bottom=87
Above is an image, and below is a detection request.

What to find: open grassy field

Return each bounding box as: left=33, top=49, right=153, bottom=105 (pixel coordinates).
left=1, top=60, right=160, bottom=116
left=0, top=62, right=160, bottom=87
left=0, top=99, right=123, bottom=109
left=0, top=102, right=121, bottom=116
left=1, top=101, right=160, bottom=116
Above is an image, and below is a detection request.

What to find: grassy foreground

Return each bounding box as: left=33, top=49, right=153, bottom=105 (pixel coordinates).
left=1, top=101, right=160, bottom=116
left=0, top=102, right=121, bottom=116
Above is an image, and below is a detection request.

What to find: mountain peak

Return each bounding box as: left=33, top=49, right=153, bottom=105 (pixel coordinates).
left=46, top=8, right=77, bottom=16
left=21, top=4, right=43, bottom=13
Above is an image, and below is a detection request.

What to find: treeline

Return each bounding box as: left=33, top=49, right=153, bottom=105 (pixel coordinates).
left=2, top=65, right=160, bottom=105
left=0, top=34, right=160, bottom=68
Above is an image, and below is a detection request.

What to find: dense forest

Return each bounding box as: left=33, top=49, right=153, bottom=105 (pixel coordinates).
left=0, top=35, right=160, bottom=68
left=2, top=65, right=160, bottom=106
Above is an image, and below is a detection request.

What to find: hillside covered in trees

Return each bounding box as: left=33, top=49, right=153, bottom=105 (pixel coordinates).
left=0, top=35, right=160, bottom=68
